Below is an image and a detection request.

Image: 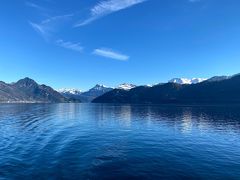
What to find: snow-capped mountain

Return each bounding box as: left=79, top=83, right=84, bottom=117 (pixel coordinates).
left=169, top=78, right=207, bottom=85
left=88, top=84, right=111, bottom=92
left=117, top=83, right=137, bottom=90
left=58, top=88, right=82, bottom=95
left=59, top=85, right=113, bottom=103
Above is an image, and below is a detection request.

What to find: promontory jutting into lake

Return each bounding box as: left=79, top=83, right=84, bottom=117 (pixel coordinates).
left=1, top=0, right=240, bottom=179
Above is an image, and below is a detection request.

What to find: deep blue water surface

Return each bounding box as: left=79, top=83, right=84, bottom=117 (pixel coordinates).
left=0, top=104, right=240, bottom=179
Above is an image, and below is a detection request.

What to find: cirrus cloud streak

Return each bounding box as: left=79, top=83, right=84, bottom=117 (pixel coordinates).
left=56, top=39, right=83, bottom=52
left=93, top=48, right=129, bottom=61
left=75, top=0, right=147, bottom=27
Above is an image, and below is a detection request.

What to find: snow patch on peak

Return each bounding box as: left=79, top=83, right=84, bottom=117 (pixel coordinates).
left=117, top=83, right=136, bottom=90
left=58, top=88, right=82, bottom=95
left=169, top=78, right=192, bottom=84
left=190, top=78, right=207, bottom=84
left=94, top=84, right=108, bottom=88
left=169, top=78, right=207, bottom=85
left=91, top=84, right=110, bottom=91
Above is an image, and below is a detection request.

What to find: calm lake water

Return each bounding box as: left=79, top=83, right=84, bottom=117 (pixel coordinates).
left=0, top=104, right=240, bottom=179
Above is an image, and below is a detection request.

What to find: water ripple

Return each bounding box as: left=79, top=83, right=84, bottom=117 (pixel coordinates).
left=0, top=104, right=240, bottom=179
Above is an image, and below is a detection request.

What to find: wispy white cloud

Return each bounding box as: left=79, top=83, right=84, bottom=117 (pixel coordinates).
left=93, top=48, right=129, bottom=61
left=41, top=14, right=73, bottom=24
left=75, top=0, right=147, bottom=27
left=25, top=1, right=45, bottom=11
left=29, top=14, right=73, bottom=40
left=29, top=21, right=50, bottom=40
left=56, top=39, right=83, bottom=52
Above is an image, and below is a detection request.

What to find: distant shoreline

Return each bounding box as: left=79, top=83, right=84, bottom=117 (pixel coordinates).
left=1, top=102, right=240, bottom=108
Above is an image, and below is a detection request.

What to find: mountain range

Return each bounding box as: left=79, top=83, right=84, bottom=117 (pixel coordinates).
left=1, top=74, right=239, bottom=104
left=58, top=78, right=208, bottom=102
left=59, top=85, right=113, bottom=103
left=93, top=74, right=240, bottom=104
left=58, top=83, right=138, bottom=102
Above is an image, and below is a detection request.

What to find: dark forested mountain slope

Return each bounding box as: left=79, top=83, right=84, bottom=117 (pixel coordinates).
left=0, top=78, right=71, bottom=103
left=93, top=74, right=240, bottom=104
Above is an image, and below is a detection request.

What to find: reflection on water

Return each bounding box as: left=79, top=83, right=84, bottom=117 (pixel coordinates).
left=0, top=104, right=240, bottom=179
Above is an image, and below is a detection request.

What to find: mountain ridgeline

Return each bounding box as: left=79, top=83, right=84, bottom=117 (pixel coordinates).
left=93, top=74, right=240, bottom=104
left=1, top=74, right=240, bottom=104
left=0, top=78, right=73, bottom=103
left=60, top=85, right=113, bottom=103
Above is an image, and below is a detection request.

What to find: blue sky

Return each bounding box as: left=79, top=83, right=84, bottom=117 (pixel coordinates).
left=0, top=0, right=240, bottom=90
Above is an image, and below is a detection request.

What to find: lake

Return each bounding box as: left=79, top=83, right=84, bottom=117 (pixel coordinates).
left=0, top=104, right=240, bottom=179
